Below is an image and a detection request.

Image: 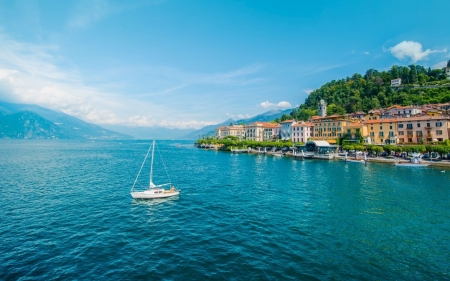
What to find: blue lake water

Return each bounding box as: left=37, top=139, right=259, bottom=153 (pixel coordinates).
left=1, top=140, right=449, bottom=280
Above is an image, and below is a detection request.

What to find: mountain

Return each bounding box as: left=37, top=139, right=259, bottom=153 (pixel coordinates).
left=100, top=124, right=193, bottom=140
left=0, top=111, right=67, bottom=139
left=180, top=109, right=293, bottom=139
left=0, top=102, right=133, bottom=140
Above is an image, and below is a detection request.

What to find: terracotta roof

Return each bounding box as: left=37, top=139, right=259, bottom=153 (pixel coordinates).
left=397, top=116, right=450, bottom=122
left=365, top=118, right=399, bottom=124
left=292, top=122, right=313, bottom=127
left=280, top=119, right=295, bottom=123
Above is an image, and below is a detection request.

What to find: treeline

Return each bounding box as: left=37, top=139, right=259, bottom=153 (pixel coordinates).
left=286, top=61, right=450, bottom=122
left=197, top=137, right=297, bottom=150
left=343, top=141, right=450, bottom=157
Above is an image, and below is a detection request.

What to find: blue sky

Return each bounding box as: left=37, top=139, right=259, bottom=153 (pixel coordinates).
left=0, top=0, right=449, bottom=130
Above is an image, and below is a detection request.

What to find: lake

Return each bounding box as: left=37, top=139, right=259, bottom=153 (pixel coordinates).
left=0, top=140, right=449, bottom=280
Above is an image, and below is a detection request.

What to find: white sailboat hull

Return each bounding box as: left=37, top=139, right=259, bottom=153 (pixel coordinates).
left=131, top=189, right=180, bottom=199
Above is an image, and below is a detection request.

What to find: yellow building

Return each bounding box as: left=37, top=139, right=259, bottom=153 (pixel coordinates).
left=310, top=115, right=350, bottom=144
left=342, top=122, right=371, bottom=144
left=366, top=118, right=399, bottom=145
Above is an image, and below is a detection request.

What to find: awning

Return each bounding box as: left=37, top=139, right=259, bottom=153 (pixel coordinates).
left=326, top=139, right=337, bottom=144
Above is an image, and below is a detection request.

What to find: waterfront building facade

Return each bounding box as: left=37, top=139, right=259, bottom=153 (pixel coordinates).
left=291, top=122, right=313, bottom=143
left=280, top=119, right=296, bottom=140
left=396, top=116, right=450, bottom=143
left=215, top=125, right=245, bottom=139
left=342, top=122, right=371, bottom=144
left=366, top=118, right=399, bottom=145
left=245, top=122, right=279, bottom=142
left=310, top=115, right=349, bottom=144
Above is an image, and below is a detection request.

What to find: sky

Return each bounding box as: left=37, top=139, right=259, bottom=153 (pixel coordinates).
left=0, top=0, right=449, bottom=130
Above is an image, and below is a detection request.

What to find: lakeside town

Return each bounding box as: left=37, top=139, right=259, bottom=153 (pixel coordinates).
left=197, top=72, right=450, bottom=166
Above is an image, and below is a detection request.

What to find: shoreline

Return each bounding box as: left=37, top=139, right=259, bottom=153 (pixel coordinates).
left=197, top=146, right=450, bottom=167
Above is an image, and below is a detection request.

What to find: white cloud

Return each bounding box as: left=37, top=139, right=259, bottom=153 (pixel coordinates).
left=363, top=51, right=370, bottom=55
left=303, top=88, right=314, bottom=94
left=433, top=61, right=448, bottom=69
left=0, top=32, right=221, bottom=130
left=226, top=112, right=252, bottom=120
left=259, top=101, right=292, bottom=109
left=388, top=41, right=447, bottom=63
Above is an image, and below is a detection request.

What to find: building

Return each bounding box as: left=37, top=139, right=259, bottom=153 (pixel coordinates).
left=244, top=122, right=279, bottom=142
left=365, top=109, right=384, bottom=121
left=396, top=116, right=450, bottom=143
left=346, top=111, right=366, bottom=121
left=318, top=99, right=327, bottom=117
left=446, top=60, right=450, bottom=79
left=342, top=122, right=371, bottom=144
left=384, top=105, right=422, bottom=117
left=365, top=118, right=399, bottom=145
left=291, top=122, right=314, bottom=143
left=310, top=115, right=350, bottom=144
left=215, top=125, right=245, bottom=139
left=391, top=78, right=402, bottom=87
left=280, top=119, right=296, bottom=140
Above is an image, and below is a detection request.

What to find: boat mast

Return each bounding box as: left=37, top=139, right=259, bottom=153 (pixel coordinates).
left=150, top=140, right=155, bottom=188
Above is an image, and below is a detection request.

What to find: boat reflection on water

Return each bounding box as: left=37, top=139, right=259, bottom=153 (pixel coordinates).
left=131, top=195, right=180, bottom=207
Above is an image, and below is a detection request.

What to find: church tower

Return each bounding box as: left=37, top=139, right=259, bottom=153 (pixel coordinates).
left=318, top=99, right=327, bottom=117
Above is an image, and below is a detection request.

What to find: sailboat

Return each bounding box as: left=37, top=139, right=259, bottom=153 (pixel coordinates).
left=130, top=140, right=180, bottom=199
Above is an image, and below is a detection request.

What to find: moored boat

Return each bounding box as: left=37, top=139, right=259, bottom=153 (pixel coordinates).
left=394, top=156, right=429, bottom=167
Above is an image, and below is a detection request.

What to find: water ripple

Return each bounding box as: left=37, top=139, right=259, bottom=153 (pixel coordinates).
left=0, top=140, right=449, bottom=280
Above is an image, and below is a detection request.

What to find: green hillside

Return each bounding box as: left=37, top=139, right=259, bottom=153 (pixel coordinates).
left=290, top=61, right=450, bottom=121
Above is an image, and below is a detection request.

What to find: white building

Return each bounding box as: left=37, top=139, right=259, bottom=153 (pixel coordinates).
left=291, top=122, right=314, bottom=143
left=391, top=78, right=402, bottom=87
left=280, top=119, right=296, bottom=140
left=215, top=125, right=245, bottom=139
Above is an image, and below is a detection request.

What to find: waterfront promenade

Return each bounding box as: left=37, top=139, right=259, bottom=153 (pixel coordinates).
left=196, top=145, right=450, bottom=167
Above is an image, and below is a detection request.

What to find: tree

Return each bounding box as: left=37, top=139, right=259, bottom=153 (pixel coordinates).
left=327, top=104, right=346, bottom=115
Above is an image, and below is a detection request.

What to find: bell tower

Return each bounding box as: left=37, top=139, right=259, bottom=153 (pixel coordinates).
left=318, top=99, right=327, bottom=117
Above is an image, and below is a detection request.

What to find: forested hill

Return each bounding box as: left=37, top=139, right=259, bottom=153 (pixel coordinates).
left=290, top=61, right=450, bottom=121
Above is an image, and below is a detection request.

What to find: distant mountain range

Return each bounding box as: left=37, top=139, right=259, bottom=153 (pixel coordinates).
left=0, top=101, right=292, bottom=140
left=0, top=102, right=132, bottom=140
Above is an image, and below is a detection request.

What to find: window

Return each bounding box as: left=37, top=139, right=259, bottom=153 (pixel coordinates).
left=390, top=126, right=392, bottom=129
left=379, top=132, right=384, bottom=137
left=416, top=131, right=422, bottom=137
left=370, top=132, right=374, bottom=137
left=427, top=123, right=430, bottom=127
left=407, top=124, right=413, bottom=129
left=436, top=122, right=442, bottom=127
left=371, top=126, right=373, bottom=130
left=399, top=131, right=404, bottom=135
left=380, top=139, right=383, bottom=143
left=399, top=138, right=404, bottom=143
left=408, top=138, right=413, bottom=142
left=389, top=132, right=394, bottom=137
left=380, top=126, right=383, bottom=129
left=417, top=123, right=421, bottom=128
left=399, top=124, right=403, bottom=128
left=437, top=130, right=443, bottom=135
